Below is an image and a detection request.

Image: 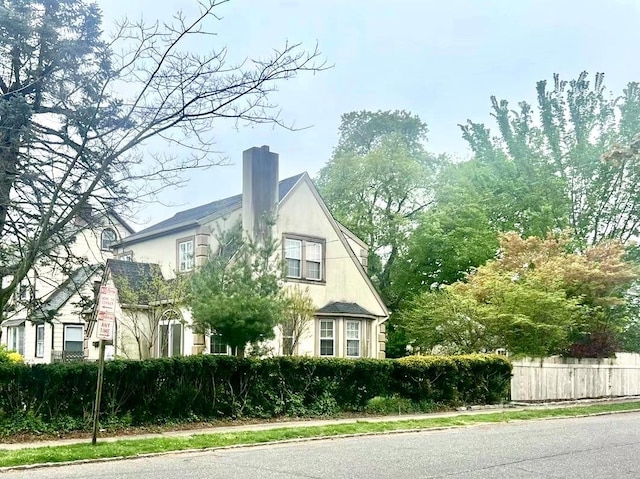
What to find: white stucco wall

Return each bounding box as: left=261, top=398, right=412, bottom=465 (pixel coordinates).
left=98, top=175, right=388, bottom=360
left=119, top=210, right=242, bottom=279
left=277, top=178, right=386, bottom=319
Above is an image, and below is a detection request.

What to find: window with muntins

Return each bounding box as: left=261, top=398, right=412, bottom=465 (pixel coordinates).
left=346, top=320, right=361, bottom=357
left=305, top=242, right=322, bottom=280
left=210, top=333, right=228, bottom=355
left=285, top=238, right=302, bottom=278
left=319, top=319, right=334, bottom=356
left=178, top=240, right=194, bottom=272
left=101, top=228, right=117, bottom=250
left=35, top=324, right=45, bottom=357
left=284, top=236, right=324, bottom=281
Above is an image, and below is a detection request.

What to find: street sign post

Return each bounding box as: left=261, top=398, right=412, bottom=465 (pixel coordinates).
left=92, top=283, right=118, bottom=445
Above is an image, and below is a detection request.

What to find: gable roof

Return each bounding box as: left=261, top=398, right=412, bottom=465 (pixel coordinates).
left=106, top=259, right=165, bottom=305
left=282, top=174, right=389, bottom=319
left=316, top=302, right=378, bottom=318
left=118, top=174, right=304, bottom=246
left=31, top=264, right=103, bottom=321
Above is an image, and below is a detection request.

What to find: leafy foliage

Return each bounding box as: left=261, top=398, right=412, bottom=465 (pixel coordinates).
left=279, top=286, right=315, bottom=355
left=0, top=0, right=324, bottom=314
left=189, top=226, right=285, bottom=355
left=460, top=72, right=640, bottom=246
left=402, top=233, right=638, bottom=357
left=0, top=345, right=23, bottom=363
left=0, top=354, right=511, bottom=436
left=112, top=266, right=190, bottom=359
left=317, top=111, right=443, bottom=305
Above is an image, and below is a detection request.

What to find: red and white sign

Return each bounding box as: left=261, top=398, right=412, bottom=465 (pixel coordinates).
left=96, top=284, right=118, bottom=341
left=97, top=285, right=118, bottom=314
left=97, top=313, right=115, bottom=341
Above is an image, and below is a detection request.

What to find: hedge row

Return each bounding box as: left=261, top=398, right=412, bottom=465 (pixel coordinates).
left=0, top=354, right=511, bottom=436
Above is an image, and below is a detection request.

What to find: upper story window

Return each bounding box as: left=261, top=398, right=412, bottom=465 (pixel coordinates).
left=178, top=239, right=194, bottom=272
left=101, top=228, right=117, bottom=250
left=16, top=281, right=32, bottom=302
left=284, top=236, right=324, bottom=282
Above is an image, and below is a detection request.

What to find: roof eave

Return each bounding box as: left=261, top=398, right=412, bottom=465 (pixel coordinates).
left=114, top=221, right=199, bottom=247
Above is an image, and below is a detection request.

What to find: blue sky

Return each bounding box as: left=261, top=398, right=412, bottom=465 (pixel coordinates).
left=99, top=0, right=640, bottom=228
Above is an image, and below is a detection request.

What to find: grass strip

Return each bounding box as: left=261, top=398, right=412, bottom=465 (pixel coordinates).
left=2, top=401, right=640, bottom=469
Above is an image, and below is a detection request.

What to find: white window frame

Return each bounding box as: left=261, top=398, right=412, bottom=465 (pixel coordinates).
left=284, top=236, right=324, bottom=282
left=178, top=239, right=194, bottom=272
left=159, top=312, right=183, bottom=357
left=101, top=228, right=117, bottom=250
left=346, top=320, right=361, bottom=358
left=209, top=332, right=229, bottom=355
left=319, top=319, right=335, bottom=357
left=35, top=324, right=45, bottom=358
left=7, top=325, right=25, bottom=355
left=305, top=241, right=323, bottom=281
left=63, top=324, right=84, bottom=353
left=284, top=238, right=302, bottom=279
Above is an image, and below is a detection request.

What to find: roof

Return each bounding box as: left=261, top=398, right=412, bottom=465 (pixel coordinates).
left=106, top=259, right=164, bottom=304
left=119, top=173, right=304, bottom=245
left=31, top=264, right=103, bottom=321
left=109, top=210, right=136, bottom=234
left=316, top=302, right=378, bottom=318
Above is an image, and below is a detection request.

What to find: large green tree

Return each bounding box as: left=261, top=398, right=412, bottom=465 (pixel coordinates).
left=0, top=0, right=324, bottom=315
left=389, top=162, right=500, bottom=306
left=460, top=72, right=640, bottom=246
left=402, top=233, right=638, bottom=357
left=317, top=110, right=443, bottom=304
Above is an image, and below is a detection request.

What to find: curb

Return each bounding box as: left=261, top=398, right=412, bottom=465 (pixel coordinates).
left=2, top=405, right=640, bottom=473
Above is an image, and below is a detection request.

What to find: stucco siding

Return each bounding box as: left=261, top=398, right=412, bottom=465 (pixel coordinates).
left=277, top=178, right=386, bottom=319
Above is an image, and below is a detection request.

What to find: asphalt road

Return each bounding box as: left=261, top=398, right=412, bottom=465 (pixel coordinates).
left=4, top=412, right=640, bottom=478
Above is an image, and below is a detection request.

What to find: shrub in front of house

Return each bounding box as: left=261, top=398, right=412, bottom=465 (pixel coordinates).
left=0, top=354, right=511, bottom=436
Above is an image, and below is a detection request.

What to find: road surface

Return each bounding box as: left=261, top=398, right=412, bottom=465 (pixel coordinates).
left=4, top=412, right=640, bottom=478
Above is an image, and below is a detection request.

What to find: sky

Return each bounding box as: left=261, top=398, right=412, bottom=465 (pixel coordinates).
left=98, top=0, right=640, bottom=229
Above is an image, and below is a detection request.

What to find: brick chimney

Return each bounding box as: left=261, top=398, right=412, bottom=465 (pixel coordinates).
left=242, top=145, right=279, bottom=243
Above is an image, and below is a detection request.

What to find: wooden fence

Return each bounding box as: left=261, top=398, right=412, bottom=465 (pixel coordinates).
left=511, top=353, right=640, bottom=402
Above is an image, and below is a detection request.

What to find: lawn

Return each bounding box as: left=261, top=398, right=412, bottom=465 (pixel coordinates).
left=2, top=401, right=639, bottom=469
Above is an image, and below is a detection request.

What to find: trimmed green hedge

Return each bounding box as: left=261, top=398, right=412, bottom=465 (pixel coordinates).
left=0, top=354, right=511, bottom=436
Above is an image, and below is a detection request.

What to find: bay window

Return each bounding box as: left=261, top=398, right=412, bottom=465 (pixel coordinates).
left=319, top=319, right=335, bottom=356
left=346, top=320, right=361, bottom=357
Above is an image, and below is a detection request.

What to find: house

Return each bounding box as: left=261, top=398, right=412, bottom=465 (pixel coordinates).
left=105, top=146, right=389, bottom=359
left=1, top=210, right=134, bottom=363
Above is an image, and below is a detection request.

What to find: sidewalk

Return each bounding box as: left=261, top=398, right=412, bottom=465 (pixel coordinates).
left=2, top=396, right=639, bottom=451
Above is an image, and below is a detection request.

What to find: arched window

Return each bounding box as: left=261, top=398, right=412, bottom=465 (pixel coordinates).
left=159, top=309, right=183, bottom=357
left=101, top=228, right=117, bottom=250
